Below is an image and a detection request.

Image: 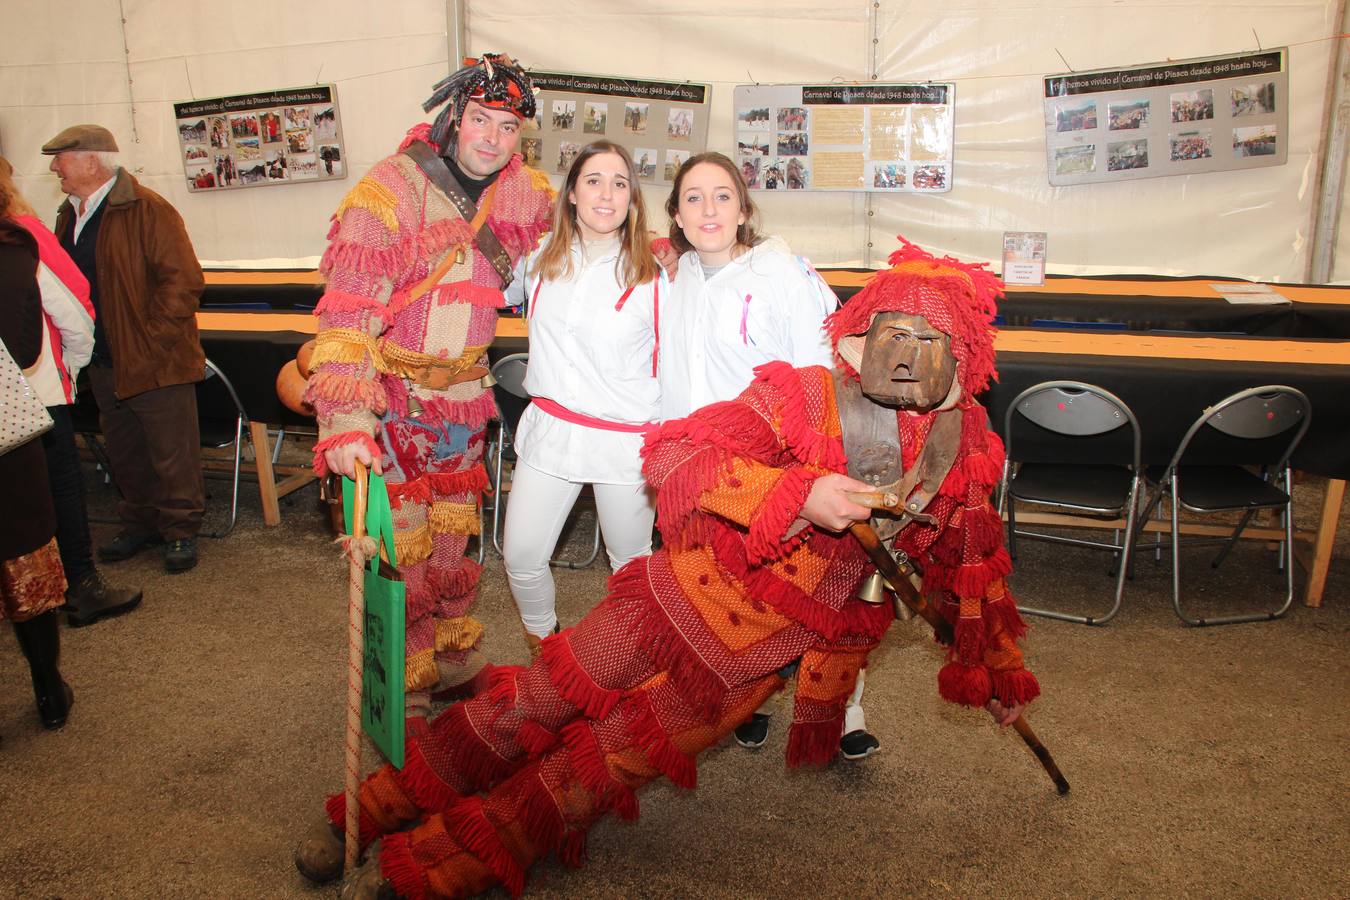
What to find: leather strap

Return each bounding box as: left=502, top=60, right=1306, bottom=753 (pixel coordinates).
left=408, top=364, right=490, bottom=391
left=834, top=372, right=961, bottom=539
left=402, top=141, right=515, bottom=288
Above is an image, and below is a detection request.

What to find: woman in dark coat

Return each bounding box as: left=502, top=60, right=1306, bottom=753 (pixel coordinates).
left=0, top=210, right=72, bottom=730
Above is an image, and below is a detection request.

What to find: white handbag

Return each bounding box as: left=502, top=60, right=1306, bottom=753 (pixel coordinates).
left=0, top=341, right=53, bottom=456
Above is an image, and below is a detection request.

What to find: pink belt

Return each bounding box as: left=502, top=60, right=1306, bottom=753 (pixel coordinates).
left=532, top=396, right=654, bottom=434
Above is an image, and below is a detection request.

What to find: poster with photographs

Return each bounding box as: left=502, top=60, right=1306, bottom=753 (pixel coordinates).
left=1044, top=49, right=1287, bottom=186
left=527, top=71, right=711, bottom=185
left=732, top=83, right=954, bottom=193
left=173, top=84, right=346, bottom=192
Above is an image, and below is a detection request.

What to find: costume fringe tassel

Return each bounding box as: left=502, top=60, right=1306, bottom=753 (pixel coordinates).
left=557, top=830, right=588, bottom=867
left=562, top=720, right=639, bottom=821
left=380, top=832, right=429, bottom=900
left=755, top=362, right=848, bottom=469
left=628, top=694, right=697, bottom=789
left=315, top=289, right=387, bottom=317
left=785, top=719, right=841, bottom=768
left=993, top=668, right=1042, bottom=706
left=446, top=796, right=527, bottom=898
left=334, top=178, right=400, bottom=234
left=517, top=720, right=560, bottom=755
left=937, top=660, right=994, bottom=707
left=539, top=635, right=623, bottom=721
left=745, top=467, right=819, bottom=565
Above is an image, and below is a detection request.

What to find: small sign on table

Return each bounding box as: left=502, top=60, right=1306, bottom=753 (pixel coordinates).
left=1003, top=232, right=1048, bottom=286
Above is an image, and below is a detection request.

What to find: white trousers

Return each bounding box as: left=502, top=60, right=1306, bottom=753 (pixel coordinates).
left=502, top=458, right=655, bottom=637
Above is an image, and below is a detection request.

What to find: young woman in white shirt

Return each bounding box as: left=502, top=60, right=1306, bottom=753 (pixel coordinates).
left=659, top=152, right=879, bottom=760
left=502, top=141, right=662, bottom=656
left=658, top=152, right=836, bottom=421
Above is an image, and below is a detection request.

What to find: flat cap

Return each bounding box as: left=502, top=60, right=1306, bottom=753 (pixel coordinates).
left=41, top=124, right=119, bottom=155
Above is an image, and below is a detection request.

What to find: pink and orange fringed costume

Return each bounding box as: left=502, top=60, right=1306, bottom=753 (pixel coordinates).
left=305, top=125, right=552, bottom=708
left=328, top=241, right=1041, bottom=898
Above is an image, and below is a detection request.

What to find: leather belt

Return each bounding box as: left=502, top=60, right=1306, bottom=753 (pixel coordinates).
left=406, top=363, right=490, bottom=391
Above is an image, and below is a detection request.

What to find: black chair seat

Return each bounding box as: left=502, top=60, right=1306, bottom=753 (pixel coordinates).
left=1011, top=463, right=1134, bottom=513
left=1170, top=466, right=1289, bottom=512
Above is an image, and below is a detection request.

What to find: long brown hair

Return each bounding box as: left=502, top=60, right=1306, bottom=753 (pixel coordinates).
left=0, top=157, right=38, bottom=218
left=533, top=141, right=657, bottom=288
left=664, top=151, right=761, bottom=257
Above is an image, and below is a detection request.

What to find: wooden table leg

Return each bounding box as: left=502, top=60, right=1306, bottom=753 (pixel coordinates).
left=249, top=421, right=282, bottom=526
left=1304, top=477, right=1345, bottom=608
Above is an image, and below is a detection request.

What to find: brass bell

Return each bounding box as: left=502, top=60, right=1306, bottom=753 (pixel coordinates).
left=480, top=370, right=497, bottom=389
left=405, top=379, right=425, bottom=419
left=856, top=572, right=888, bottom=605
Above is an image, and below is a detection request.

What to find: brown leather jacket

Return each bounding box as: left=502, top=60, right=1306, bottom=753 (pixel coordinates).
left=54, top=168, right=204, bottom=399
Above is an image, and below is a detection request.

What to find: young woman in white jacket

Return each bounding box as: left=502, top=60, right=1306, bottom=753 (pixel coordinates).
left=659, top=151, right=879, bottom=760
left=502, top=141, right=663, bottom=656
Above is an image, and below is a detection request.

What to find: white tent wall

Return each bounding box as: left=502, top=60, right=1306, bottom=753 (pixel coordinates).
left=1, top=0, right=449, bottom=265
left=0, top=1, right=1345, bottom=281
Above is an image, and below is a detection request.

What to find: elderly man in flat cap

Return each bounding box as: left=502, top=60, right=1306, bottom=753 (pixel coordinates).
left=44, top=124, right=207, bottom=573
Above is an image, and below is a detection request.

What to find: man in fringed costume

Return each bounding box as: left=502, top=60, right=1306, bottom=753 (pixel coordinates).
left=303, top=55, right=552, bottom=738
left=299, top=239, right=1041, bottom=898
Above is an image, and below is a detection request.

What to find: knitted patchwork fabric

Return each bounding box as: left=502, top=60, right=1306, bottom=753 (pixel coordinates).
left=307, top=126, right=552, bottom=468
left=305, top=126, right=550, bottom=699
left=379, top=415, right=490, bottom=692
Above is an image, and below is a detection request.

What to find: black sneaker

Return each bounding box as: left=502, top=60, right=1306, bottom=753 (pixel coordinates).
left=62, top=569, right=143, bottom=628
left=733, top=712, right=771, bottom=749
left=164, top=538, right=198, bottom=573
left=839, top=729, right=880, bottom=760
left=96, top=531, right=162, bottom=562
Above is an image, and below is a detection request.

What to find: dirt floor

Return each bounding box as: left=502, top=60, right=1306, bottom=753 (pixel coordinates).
left=0, top=446, right=1346, bottom=899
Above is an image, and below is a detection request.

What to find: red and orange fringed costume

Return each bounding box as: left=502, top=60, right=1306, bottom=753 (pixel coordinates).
left=325, top=240, right=1040, bottom=898
left=305, top=124, right=552, bottom=713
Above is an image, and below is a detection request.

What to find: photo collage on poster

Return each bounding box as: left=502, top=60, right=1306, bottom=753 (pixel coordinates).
left=525, top=72, right=711, bottom=186
left=173, top=85, right=346, bottom=193
left=1044, top=49, right=1287, bottom=186
left=732, top=83, right=954, bottom=193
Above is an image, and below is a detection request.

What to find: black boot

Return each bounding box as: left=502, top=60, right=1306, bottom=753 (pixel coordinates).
left=12, top=611, right=74, bottom=730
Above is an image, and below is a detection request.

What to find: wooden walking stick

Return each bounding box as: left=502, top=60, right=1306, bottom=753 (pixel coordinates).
left=847, top=513, right=1071, bottom=795
left=344, top=462, right=370, bottom=872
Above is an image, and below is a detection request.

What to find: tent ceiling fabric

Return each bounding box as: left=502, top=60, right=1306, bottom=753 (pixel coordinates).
left=0, top=0, right=1344, bottom=281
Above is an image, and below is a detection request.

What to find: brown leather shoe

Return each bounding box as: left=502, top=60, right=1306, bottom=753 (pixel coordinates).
left=63, top=569, right=143, bottom=628
left=294, top=818, right=345, bottom=884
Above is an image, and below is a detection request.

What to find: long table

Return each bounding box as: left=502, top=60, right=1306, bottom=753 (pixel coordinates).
left=818, top=270, right=1350, bottom=337
left=203, top=268, right=1350, bottom=337
left=194, top=307, right=1348, bottom=608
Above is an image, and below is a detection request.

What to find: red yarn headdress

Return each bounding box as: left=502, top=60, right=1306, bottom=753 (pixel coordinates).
left=824, top=237, right=1004, bottom=395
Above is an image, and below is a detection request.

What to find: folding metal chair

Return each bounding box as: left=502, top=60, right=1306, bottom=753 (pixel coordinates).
left=1000, top=380, right=1143, bottom=625
left=484, top=353, right=600, bottom=569
left=196, top=358, right=249, bottom=538
left=1137, top=385, right=1310, bottom=626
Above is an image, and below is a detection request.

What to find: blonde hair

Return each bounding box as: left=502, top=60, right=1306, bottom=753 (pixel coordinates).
left=0, top=157, right=38, bottom=218
left=533, top=141, right=657, bottom=289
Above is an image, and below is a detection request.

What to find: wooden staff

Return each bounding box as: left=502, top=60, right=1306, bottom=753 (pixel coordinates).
left=344, top=462, right=369, bottom=871
left=846, top=506, right=1070, bottom=795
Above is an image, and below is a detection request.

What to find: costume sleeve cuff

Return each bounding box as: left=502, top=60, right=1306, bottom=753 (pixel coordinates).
left=312, top=432, right=381, bottom=477
left=745, top=467, right=821, bottom=565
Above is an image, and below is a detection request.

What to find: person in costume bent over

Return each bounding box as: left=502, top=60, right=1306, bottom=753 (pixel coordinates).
left=304, top=55, right=553, bottom=736
left=300, top=239, right=1040, bottom=898
left=500, top=141, right=662, bottom=657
